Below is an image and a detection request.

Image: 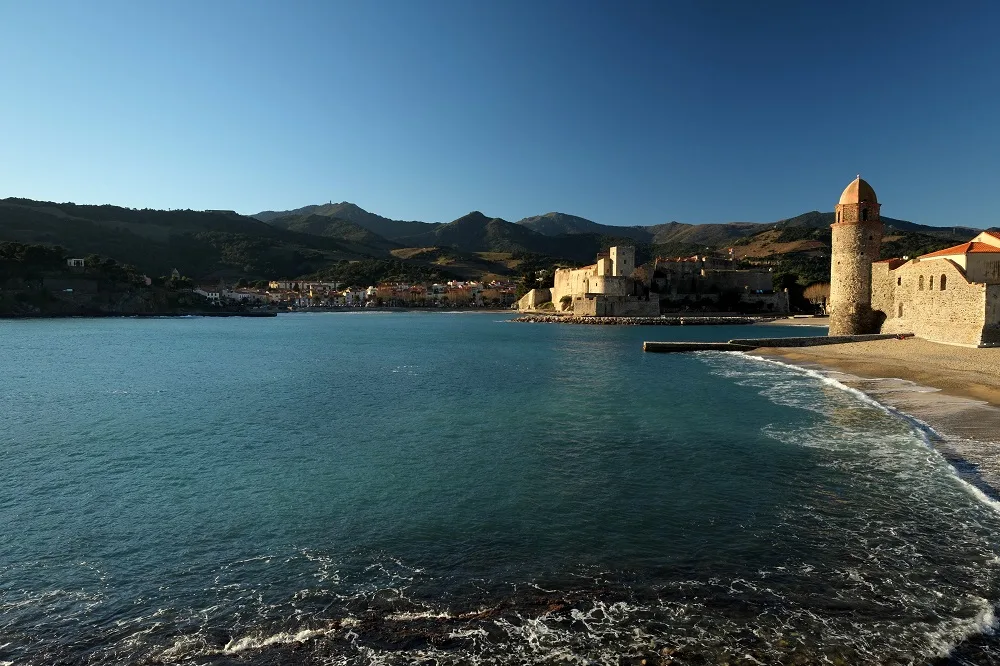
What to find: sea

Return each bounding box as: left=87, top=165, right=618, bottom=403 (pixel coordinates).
left=2, top=312, right=1000, bottom=666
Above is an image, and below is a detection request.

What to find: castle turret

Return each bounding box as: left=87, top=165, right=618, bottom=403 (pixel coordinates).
left=610, top=245, right=635, bottom=277
left=829, top=176, right=883, bottom=335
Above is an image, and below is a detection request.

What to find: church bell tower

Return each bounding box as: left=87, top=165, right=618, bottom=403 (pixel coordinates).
left=828, top=176, right=883, bottom=336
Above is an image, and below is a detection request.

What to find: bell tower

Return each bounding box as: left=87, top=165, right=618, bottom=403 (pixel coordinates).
left=828, top=176, right=883, bottom=335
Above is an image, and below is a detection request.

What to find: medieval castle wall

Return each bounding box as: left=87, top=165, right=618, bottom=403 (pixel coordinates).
left=548, top=246, right=642, bottom=312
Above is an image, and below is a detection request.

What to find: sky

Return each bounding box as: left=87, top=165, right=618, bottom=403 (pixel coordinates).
left=1, top=0, right=998, bottom=228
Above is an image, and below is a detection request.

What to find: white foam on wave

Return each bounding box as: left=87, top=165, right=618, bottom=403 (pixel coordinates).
left=923, top=595, right=999, bottom=658
left=704, top=351, right=1000, bottom=657
left=386, top=610, right=454, bottom=621
left=723, top=351, right=889, bottom=412
left=223, top=627, right=332, bottom=653
left=154, top=625, right=336, bottom=662
left=733, top=352, right=1000, bottom=515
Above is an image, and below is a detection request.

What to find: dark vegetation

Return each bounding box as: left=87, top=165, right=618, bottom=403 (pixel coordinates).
left=0, top=241, right=212, bottom=317
left=0, top=196, right=983, bottom=309
left=880, top=231, right=963, bottom=261
left=0, top=199, right=358, bottom=281
left=304, top=259, right=457, bottom=287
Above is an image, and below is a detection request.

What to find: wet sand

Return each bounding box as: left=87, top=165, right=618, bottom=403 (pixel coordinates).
left=752, top=338, right=1000, bottom=496
left=753, top=338, right=1000, bottom=407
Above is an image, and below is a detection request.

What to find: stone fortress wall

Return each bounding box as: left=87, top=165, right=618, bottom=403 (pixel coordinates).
left=651, top=256, right=787, bottom=312
left=550, top=245, right=646, bottom=312
left=519, top=245, right=657, bottom=316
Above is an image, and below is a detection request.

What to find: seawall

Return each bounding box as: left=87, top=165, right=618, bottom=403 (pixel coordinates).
left=643, top=333, right=912, bottom=353
left=512, top=314, right=771, bottom=326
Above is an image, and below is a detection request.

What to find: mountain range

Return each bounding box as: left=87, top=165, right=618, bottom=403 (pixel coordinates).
left=0, top=196, right=989, bottom=288
left=256, top=203, right=982, bottom=249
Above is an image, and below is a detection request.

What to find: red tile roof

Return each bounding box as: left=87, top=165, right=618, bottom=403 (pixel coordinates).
left=920, top=242, right=1000, bottom=259
left=984, top=230, right=1000, bottom=241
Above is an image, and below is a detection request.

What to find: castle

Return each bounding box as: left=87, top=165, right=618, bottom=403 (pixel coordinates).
left=518, top=244, right=789, bottom=316
left=829, top=177, right=1000, bottom=346
left=517, top=245, right=658, bottom=316
left=651, top=255, right=788, bottom=313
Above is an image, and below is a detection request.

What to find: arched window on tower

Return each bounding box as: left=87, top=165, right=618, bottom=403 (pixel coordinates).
left=898, top=303, right=904, bottom=318
left=940, top=274, right=947, bottom=290
left=861, top=208, right=868, bottom=222
left=918, top=275, right=924, bottom=290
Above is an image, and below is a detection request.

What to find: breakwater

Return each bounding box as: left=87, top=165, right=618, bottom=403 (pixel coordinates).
left=643, top=332, right=913, bottom=353
left=512, top=314, right=771, bottom=325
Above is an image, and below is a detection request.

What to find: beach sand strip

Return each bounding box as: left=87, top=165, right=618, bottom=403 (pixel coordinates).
left=752, top=338, right=1000, bottom=496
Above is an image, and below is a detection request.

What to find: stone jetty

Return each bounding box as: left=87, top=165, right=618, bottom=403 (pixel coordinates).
left=512, top=314, right=772, bottom=326
left=643, top=332, right=913, bottom=353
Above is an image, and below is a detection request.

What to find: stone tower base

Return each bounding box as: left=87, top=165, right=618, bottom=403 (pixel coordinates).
left=829, top=307, right=883, bottom=336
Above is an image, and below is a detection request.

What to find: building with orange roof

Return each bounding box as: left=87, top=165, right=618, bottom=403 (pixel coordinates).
left=830, top=177, right=1000, bottom=346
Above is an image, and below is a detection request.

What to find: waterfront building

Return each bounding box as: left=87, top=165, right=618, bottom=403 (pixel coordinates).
left=829, top=177, right=1000, bottom=346
left=518, top=245, right=658, bottom=316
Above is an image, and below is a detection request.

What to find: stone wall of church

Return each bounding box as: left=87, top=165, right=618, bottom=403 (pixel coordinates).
left=984, top=285, right=1000, bottom=346
left=966, top=255, right=1000, bottom=284
left=879, top=258, right=990, bottom=346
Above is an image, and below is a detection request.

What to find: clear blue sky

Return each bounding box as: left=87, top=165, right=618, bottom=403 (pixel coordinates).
left=1, top=0, right=997, bottom=227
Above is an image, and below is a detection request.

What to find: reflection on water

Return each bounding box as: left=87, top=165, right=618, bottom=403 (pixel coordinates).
left=2, top=317, right=1000, bottom=665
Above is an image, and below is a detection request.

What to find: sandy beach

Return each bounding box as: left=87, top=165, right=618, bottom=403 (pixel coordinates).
left=756, top=315, right=831, bottom=327
left=753, top=337, right=1000, bottom=406
left=753, top=338, right=1000, bottom=495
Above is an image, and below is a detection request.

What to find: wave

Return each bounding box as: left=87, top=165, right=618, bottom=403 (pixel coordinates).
left=730, top=351, right=1000, bottom=514
left=701, top=350, right=1000, bottom=659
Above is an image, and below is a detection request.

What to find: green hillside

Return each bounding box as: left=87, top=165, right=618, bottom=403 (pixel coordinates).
left=265, top=213, right=400, bottom=254
left=255, top=202, right=438, bottom=240
left=4, top=196, right=990, bottom=290
left=0, top=198, right=371, bottom=280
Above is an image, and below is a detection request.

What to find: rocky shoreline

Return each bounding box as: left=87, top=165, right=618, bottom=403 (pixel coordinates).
left=511, top=314, right=775, bottom=325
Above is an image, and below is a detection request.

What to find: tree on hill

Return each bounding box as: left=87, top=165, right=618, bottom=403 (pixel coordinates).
left=304, top=259, right=456, bottom=288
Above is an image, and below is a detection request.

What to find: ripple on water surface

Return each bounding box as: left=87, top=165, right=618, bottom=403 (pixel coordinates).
left=2, top=316, right=1000, bottom=665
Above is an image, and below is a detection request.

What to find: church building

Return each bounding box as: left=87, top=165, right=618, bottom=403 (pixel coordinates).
left=828, top=177, right=1000, bottom=347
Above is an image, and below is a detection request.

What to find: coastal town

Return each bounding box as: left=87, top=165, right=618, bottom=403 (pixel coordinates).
left=195, top=276, right=519, bottom=310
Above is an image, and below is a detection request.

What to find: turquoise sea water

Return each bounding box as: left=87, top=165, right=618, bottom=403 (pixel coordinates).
left=2, top=313, right=1000, bottom=665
